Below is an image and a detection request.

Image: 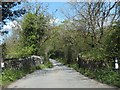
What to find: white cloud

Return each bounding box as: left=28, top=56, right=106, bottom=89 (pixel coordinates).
left=2, top=25, right=12, bottom=32
left=1, top=21, right=19, bottom=33
left=1, top=21, right=20, bottom=39
left=2, top=21, right=14, bottom=32
left=50, top=18, right=63, bottom=25
left=8, top=21, right=18, bottom=28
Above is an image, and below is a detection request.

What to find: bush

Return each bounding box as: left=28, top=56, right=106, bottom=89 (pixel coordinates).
left=82, top=47, right=105, bottom=61
left=44, top=61, right=53, bottom=68
left=105, top=21, right=120, bottom=59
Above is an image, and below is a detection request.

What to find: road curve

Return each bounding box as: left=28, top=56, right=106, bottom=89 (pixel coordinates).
left=7, top=59, right=117, bottom=88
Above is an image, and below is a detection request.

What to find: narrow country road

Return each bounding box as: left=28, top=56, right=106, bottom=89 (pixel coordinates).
left=7, top=59, right=117, bottom=88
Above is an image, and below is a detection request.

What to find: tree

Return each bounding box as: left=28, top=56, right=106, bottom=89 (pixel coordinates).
left=21, top=11, right=47, bottom=55
left=2, top=2, right=26, bottom=23
left=63, top=1, right=119, bottom=45
left=2, top=20, right=23, bottom=58
left=2, top=3, right=51, bottom=59
left=105, top=21, right=120, bottom=59
left=1, top=1, right=26, bottom=29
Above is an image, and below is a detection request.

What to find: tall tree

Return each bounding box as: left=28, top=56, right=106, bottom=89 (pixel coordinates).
left=21, top=12, right=47, bottom=55
left=63, top=1, right=119, bottom=45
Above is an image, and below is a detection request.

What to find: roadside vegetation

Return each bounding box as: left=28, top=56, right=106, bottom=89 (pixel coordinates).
left=1, top=3, right=53, bottom=87
left=0, top=1, right=120, bottom=88
left=1, top=61, right=53, bottom=88
left=60, top=60, right=120, bottom=87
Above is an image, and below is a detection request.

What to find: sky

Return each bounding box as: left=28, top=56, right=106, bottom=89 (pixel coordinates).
left=46, top=2, right=67, bottom=20
left=31, top=2, right=70, bottom=22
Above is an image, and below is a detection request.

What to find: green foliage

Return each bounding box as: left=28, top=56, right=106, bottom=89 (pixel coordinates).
left=105, top=21, right=120, bottom=59
left=68, top=63, right=79, bottom=71
left=5, top=11, right=48, bottom=58
left=1, top=43, right=7, bottom=59
left=41, top=27, right=86, bottom=64
left=21, top=12, right=47, bottom=56
left=81, top=47, right=106, bottom=61
left=2, top=2, right=119, bottom=88
left=56, top=58, right=67, bottom=64
left=80, top=68, right=120, bottom=87
left=0, top=73, right=2, bottom=86
left=35, top=64, right=46, bottom=70
left=45, top=61, right=53, bottom=68
left=35, top=62, right=53, bottom=70
left=20, top=46, right=34, bottom=57
left=1, top=69, right=26, bottom=86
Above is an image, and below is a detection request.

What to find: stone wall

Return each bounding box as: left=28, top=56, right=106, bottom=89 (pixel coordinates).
left=3, top=55, right=44, bottom=70
left=77, top=56, right=112, bottom=71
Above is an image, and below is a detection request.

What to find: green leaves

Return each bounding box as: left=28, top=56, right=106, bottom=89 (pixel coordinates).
left=105, top=21, right=120, bottom=58
left=21, top=12, right=47, bottom=56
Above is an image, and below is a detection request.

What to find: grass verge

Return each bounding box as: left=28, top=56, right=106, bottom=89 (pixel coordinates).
left=0, top=61, right=53, bottom=88
left=68, top=63, right=120, bottom=88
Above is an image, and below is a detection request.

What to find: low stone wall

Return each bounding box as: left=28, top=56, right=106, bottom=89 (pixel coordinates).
left=3, top=55, right=44, bottom=70
left=77, top=56, right=112, bottom=71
